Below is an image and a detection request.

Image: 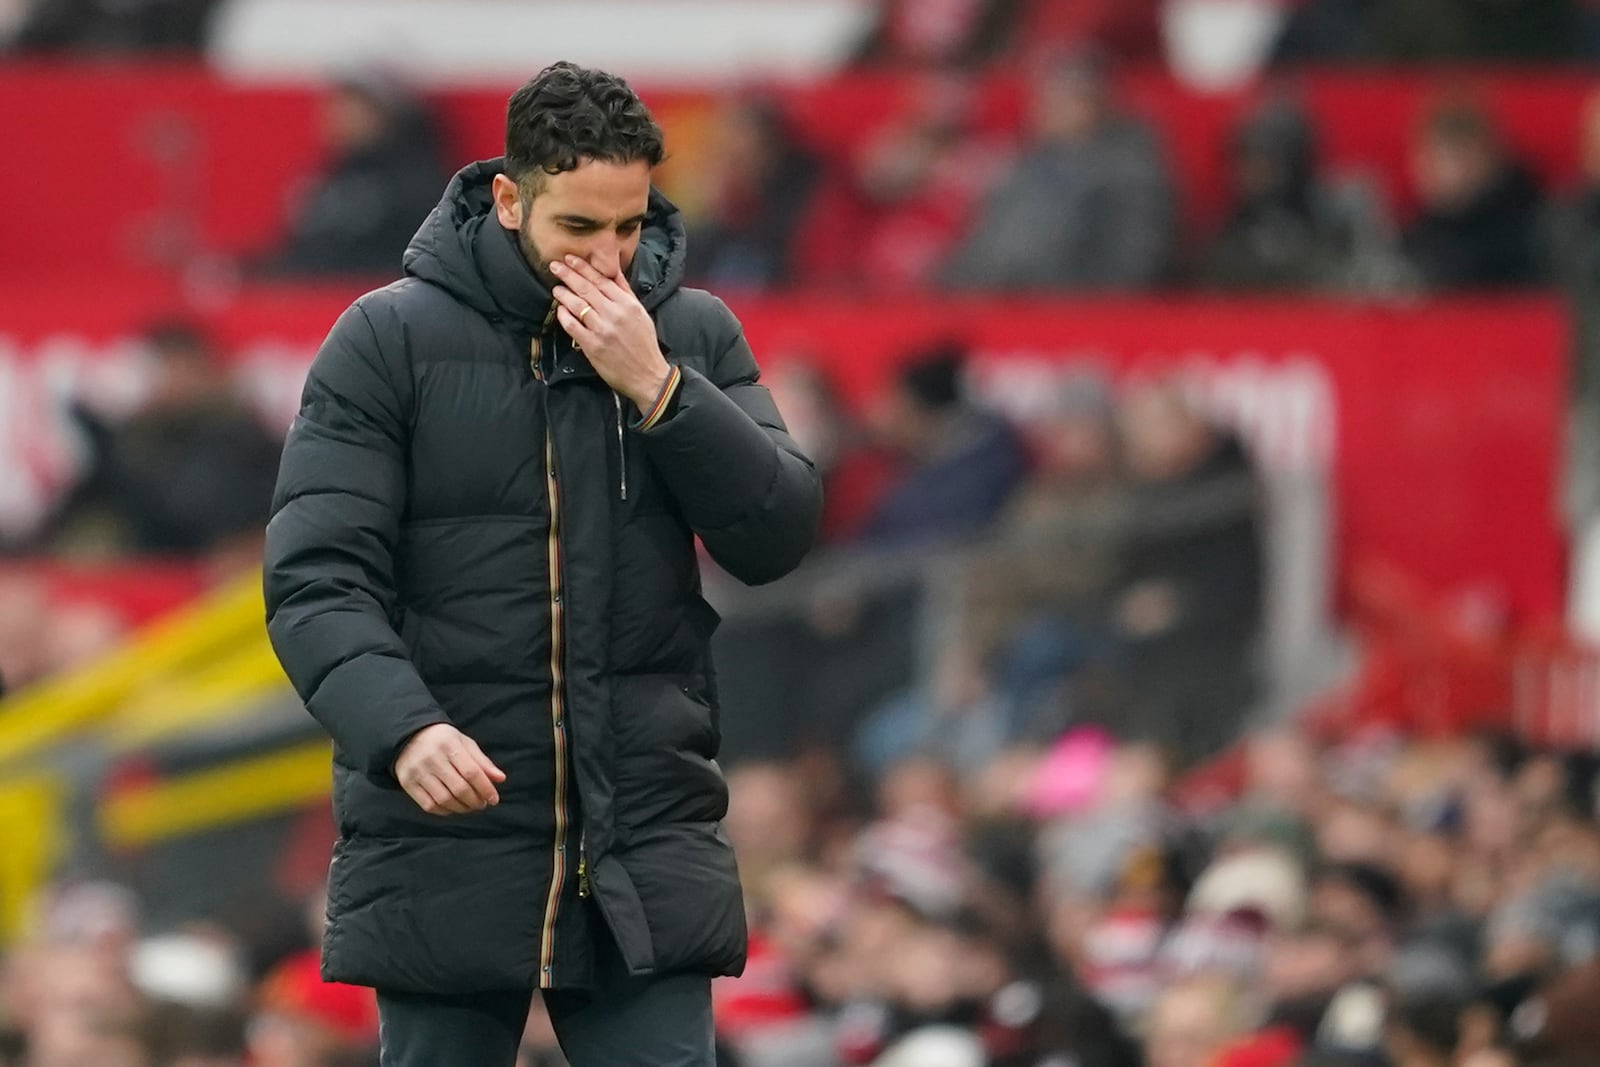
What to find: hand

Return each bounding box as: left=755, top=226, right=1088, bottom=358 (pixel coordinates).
left=393, top=723, right=506, bottom=816
left=549, top=255, right=671, bottom=410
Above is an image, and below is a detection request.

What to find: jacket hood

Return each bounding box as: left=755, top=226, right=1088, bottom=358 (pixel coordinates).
left=402, top=158, right=687, bottom=335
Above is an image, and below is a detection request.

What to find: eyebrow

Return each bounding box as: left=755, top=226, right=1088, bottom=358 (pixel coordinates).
left=555, top=213, right=649, bottom=227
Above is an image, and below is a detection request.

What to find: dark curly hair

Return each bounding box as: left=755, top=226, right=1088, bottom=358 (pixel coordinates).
left=505, top=62, right=665, bottom=201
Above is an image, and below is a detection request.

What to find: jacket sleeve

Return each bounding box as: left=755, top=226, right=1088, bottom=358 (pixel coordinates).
left=637, top=297, right=822, bottom=585
left=263, top=302, right=451, bottom=778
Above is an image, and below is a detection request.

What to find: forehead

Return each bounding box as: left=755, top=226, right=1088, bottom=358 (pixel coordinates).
left=533, top=159, right=651, bottom=219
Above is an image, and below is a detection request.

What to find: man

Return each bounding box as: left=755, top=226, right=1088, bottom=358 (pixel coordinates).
left=39, top=321, right=283, bottom=559
left=264, top=62, right=822, bottom=1067
left=940, top=47, right=1174, bottom=291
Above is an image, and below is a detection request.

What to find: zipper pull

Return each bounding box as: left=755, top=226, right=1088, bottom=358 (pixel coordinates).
left=577, top=840, right=591, bottom=899
left=612, top=392, right=628, bottom=501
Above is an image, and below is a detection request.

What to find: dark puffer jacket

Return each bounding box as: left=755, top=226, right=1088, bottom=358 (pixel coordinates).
left=264, top=158, right=821, bottom=994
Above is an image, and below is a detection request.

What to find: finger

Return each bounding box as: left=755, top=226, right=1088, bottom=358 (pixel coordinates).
left=550, top=283, right=596, bottom=321
left=434, top=762, right=489, bottom=812
left=411, top=776, right=467, bottom=816
left=461, top=737, right=509, bottom=784
left=561, top=255, right=629, bottom=301
left=425, top=774, right=473, bottom=815
left=555, top=304, right=597, bottom=345
left=447, top=748, right=500, bottom=808
left=549, top=260, right=606, bottom=306
left=552, top=286, right=607, bottom=338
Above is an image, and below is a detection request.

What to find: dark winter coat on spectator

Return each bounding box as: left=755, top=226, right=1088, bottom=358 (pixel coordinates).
left=258, top=106, right=447, bottom=279
left=942, top=118, right=1174, bottom=291
left=1404, top=164, right=1547, bottom=289
left=861, top=412, right=1029, bottom=548
left=264, top=158, right=821, bottom=994
left=1115, top=436, right=1264, bottom=761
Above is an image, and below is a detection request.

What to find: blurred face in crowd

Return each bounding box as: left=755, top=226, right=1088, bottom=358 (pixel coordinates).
left=1144, top=979, right=1243, bottom=1067
left=321, top=86, right=390, bottom=157
left=147, top=339, right=226, bottom=413
left=872, top=386, right=945, bottom=458
left=1032, top=405, right=1115, bottom=485
left=1032, top=63, right=1108, bottom=143
left=725, top=762, right=812, bottom=871
left=882, top=920, right=972, bottom=1015
left=1511, top=755, right=1569, bottom=824
left=1315, top=799, right=1397, bottom=866
left=1309, top=876, right=1395, bottom=975
left=766, top=866, right=849, bottom=961
left=493, top=159, right=652, bottom=292
left=246, top=1010, right=345, bottom=1067
left=1262, top=924, right=1360, bottom=1005
left=1412, top=117, right=1500, bottom=212
left=762, top=361, right=843, bottom=472
left=808, top=899, right=919, bottom=1004
left=1246, top=729, right=1320, bottom=813
left=711, top=101, right=784, bottom=190
left=1395, top=831, right=1459, bottom=913
left=30, top=1015, right=150, bottom=1067
left=877, top=757, right=961, bottom=821
left=1120, top=384, right=1214, bottom=482
left=24, top=946, right=143, bottom=1067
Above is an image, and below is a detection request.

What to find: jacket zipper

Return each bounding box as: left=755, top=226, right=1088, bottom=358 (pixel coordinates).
left=612, top=392, right=628, bottom=501
left=534, top=331, right=574, bottom=990
left=578, top=829, right=590, bottom=898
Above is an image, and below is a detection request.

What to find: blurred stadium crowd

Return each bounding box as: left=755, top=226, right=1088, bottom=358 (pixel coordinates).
left=1, top=2, right=1599, bottom=1067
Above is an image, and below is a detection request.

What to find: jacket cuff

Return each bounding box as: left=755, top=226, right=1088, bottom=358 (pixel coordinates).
left=631, top=365, right=683, bottom=432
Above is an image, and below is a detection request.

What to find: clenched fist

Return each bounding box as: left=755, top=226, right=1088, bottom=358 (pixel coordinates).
left=394, top=723, right=507, bottom=816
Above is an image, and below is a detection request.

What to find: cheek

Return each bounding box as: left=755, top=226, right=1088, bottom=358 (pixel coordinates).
left=526, top=221, right=569, bottom=258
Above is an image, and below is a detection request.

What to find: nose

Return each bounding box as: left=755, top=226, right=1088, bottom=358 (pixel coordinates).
left=586, top=236, right=622, bottom=279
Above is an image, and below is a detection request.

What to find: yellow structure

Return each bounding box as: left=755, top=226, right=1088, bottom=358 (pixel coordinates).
left=0, top=571, right=322, bottom=943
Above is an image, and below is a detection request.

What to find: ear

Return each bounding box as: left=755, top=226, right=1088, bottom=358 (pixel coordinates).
left=492, top=173, right=523, bottom=229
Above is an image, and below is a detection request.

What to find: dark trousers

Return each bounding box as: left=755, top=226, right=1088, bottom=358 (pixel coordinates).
left=376, top=925, right=714, bottom=1067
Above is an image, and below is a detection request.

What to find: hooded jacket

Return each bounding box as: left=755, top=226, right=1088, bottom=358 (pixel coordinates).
left=264, top=158, right=821, bottom=993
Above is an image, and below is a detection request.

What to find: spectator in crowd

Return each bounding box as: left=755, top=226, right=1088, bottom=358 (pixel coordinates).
left=1143, top=976, right=1252, bottom=1067
left=1403, top=101, right=1547, bottom=290
left=1109, top=381, right=1264, bottom=763
left=6, top=727, right=1600, bottom=1067
left=5, top=0, right=219, bottom=52
left=796, top=74, right=1008, bottom=293
left=253, top=71, right=446, bottom=279
left=760, top=357, right=893, bottom=544
left=34, top=322, right=282, bottom=562
left=941, top=49, right=1175, bottom=292
left=850, top=0, right=1024, bottom=70
left=860, top=342, right=1030, bottom=548
left=959, top=369, right=1126, bottom=739
left=248, top=952, right=378, bottom=1067
left=1202, top=95, right=1380, bottom=293
left=685, top=98, right=822, bottom=291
